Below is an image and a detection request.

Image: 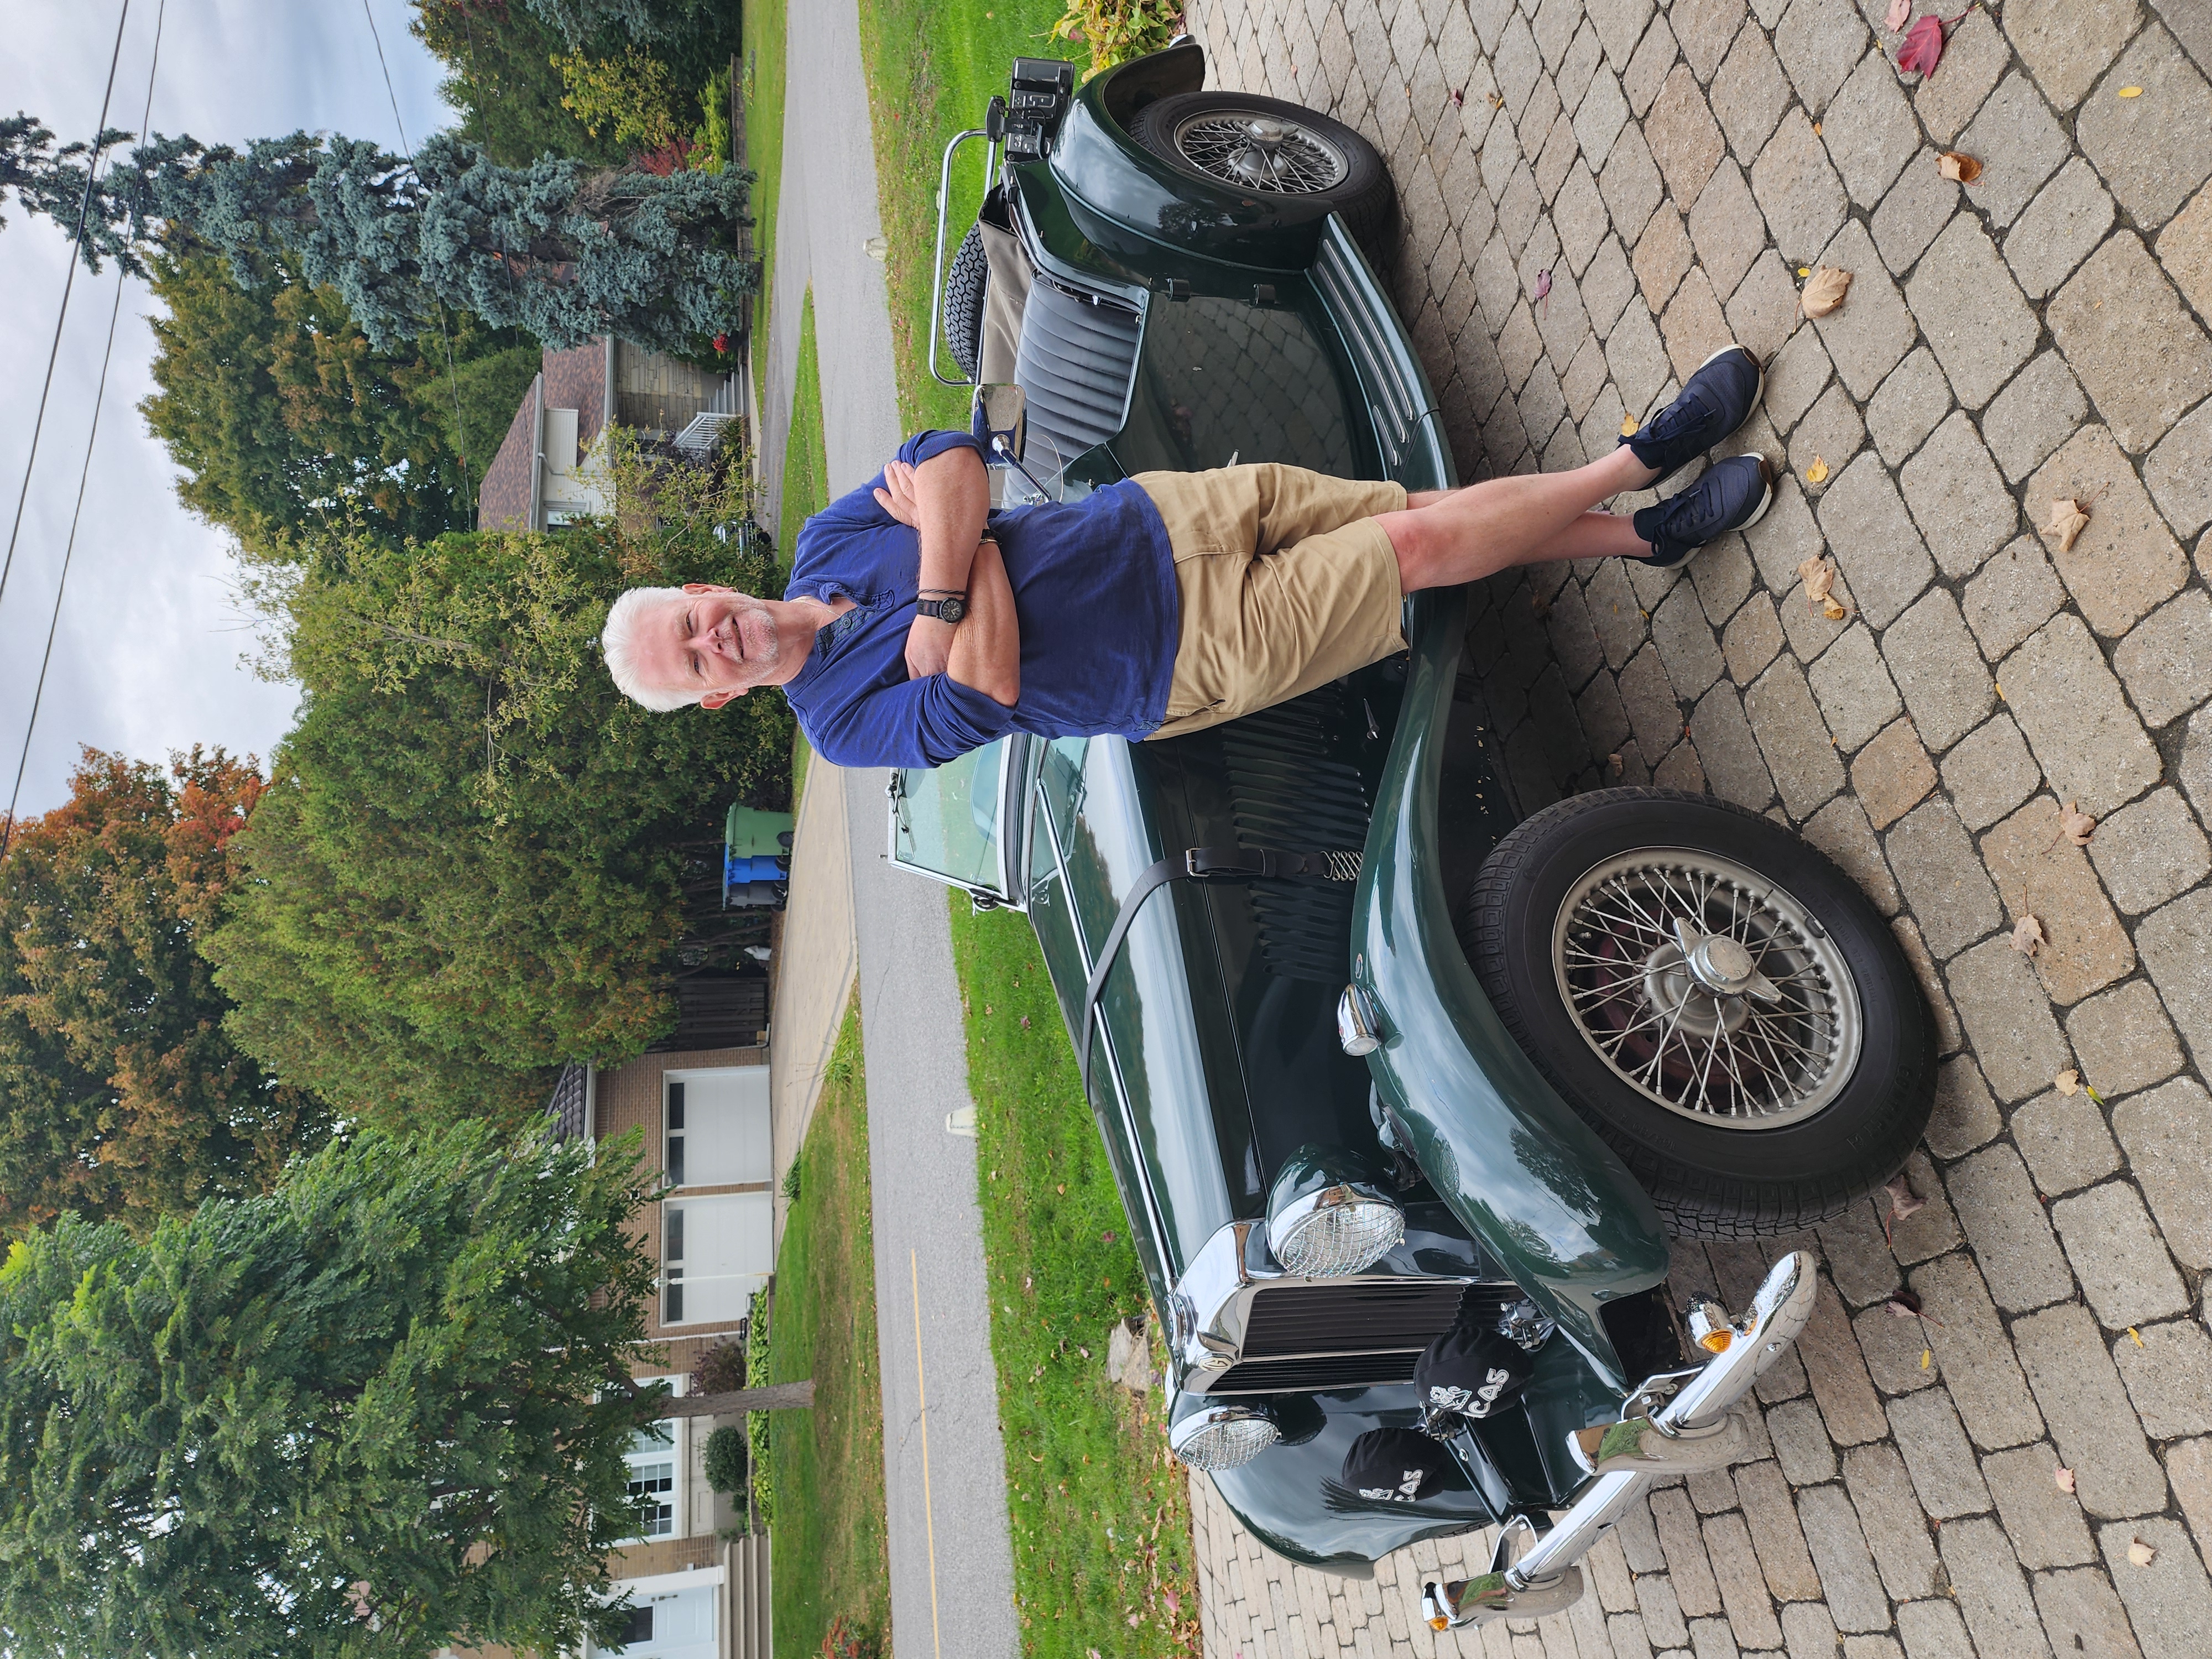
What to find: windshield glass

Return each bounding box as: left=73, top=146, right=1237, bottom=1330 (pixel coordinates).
left=1112, top=294, right=1359, bottom=476
left=891, top=742, right=1005, bottom=893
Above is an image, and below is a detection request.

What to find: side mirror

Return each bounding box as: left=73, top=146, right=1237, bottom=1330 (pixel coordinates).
left=971, top=382, right=1027, bottom=466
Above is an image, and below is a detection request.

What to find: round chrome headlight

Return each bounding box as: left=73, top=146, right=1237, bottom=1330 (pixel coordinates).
left=1169, top=1405, right=1280, bottom=1472
left=1269, top=1186, right=1405, bottom=1277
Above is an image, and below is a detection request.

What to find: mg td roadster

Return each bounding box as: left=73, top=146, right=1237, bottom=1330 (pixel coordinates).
left=887, top=41, right=1936, bottom=1629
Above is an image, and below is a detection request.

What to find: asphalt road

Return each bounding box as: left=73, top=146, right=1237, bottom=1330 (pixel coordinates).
left=761, top=3, right=1020, bottom=1654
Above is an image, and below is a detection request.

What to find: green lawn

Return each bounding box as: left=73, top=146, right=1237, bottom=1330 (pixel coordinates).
left=948, top=901, right=1203, bottom=1659
left=742, top=0, right=790, bottom=338
left=854, top=0, right=1068, bottom=432
left=778, top=287, right=830, bottom=556
left=764, top=998, right=891, bottom=1658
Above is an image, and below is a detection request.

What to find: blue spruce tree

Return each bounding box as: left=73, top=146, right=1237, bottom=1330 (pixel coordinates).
left=0, top=114, right=752, bottom=353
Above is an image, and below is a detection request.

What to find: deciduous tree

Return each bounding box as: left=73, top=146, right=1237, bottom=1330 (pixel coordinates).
left=0, top=1118, right=672, bottom=1657
left=0, top=749, right=326, bottom=1237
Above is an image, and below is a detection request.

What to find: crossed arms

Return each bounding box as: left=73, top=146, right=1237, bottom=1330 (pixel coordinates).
left=875, top=445, right=1021, bottom=708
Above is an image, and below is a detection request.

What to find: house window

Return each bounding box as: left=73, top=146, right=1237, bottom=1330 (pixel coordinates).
left=618, top=1604, right=655, bottom=1646
left=665, top=1082, right=686, bottom=1188
left=625, top=1423, right=677, bottom=1540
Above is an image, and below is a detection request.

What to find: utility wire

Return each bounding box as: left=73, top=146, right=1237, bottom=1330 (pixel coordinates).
left=362, top=0, right=476, bottom=517
left=0, top=0, right=163, bottom=866
left=0, top=0, right=133, bottom=620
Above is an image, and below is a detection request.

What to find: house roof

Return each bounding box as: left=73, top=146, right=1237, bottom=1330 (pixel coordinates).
left=544, top=1061, right=591, bottom=1141
left=476, top=374, right=540, bottom=533
left=473, top=338, right=611, bottom=533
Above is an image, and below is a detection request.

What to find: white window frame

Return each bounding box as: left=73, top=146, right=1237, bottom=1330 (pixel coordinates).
left=618, top=1375, right=686, bottom=1544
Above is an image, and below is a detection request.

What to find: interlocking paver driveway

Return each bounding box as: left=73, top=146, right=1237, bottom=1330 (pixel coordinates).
left=1176, top=0, right=2212, bottom=1653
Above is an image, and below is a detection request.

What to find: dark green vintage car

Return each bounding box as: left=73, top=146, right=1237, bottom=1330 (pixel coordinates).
left=891, top=43, right=1934, bottom=1626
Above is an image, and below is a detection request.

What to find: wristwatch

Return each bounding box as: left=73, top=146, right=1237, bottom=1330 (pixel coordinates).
left=915, top=593, right=968, bottom=624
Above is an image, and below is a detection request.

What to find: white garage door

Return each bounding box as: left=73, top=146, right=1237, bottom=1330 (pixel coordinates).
left=662, top=1192, right=773, bottom=1326
left=664, top=1067, right=770, bottom=1190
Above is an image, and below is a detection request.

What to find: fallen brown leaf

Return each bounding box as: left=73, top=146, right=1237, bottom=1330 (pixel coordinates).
left=1609, top=751, right=1624, bottom=775
left=1621, top=413, right=1640, bottom=436
left=2128, top=1537, right=2158, bottom=1567
left=1801, top=265, right=1853, bottom=317
left=1822, top=598, right=1848, bottom=620
left=2046, top=497, right=2090, bottom=552
left=2058, top=802, right=2096, bottom=846
left=1805, top=455, right=1831, bottom=486
left=2055, top=1465, right=2076, bottom=1494
left=2117, top=85, right=2143, bottom=98
left=1885, top=0, right=1911, bottom=27
left=2011, top=914, right=2046, bottom=956
left=1885, top=1172, right=1927, bottom=1227
left=2055, top=1068, right=2080, bottom=1096
left=1937, top=150, right=1983, bottom=183
left=1884, top=1288, right=1926, bottom=1318
left=1799, top=555, right=1837, bottom=601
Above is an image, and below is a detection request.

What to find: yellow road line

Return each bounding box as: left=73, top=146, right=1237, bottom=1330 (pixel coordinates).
left=910, top=1248, right=943, bottom=1659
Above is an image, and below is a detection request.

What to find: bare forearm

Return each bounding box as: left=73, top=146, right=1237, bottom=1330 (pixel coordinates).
left=913, top=445, right=991, bottom=597
left=947, top=539, right=1020, bottom=707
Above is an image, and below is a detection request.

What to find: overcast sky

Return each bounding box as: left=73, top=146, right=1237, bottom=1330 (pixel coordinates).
left=0, top=1, right=455, bottom=820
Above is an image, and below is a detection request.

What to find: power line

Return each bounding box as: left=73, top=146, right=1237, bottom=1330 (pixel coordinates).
left=0, top=0, right=164, bottom=867
left=0, top=0, right=133, bottom=620
left=362, top=0, right=476, bottom=517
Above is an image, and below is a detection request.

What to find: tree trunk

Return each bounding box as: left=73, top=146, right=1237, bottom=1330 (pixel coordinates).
left=653, top=1380, right=813, bottom=1419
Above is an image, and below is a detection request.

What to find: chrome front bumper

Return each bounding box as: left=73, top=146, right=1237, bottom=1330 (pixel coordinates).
left=1421, top=1250, right=1819, bottom=1632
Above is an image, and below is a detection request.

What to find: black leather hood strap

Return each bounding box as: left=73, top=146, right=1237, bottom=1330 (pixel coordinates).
left=1075, top=845, right=1360, bottom=1102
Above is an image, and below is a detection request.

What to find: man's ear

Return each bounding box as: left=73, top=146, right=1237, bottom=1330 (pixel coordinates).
left=700, top=690, right=743, bottom=710
left=682, top=582, right=738, bottom=596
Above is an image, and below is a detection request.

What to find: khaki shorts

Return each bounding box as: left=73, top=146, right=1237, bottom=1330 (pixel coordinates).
left=1135, top=465, right=1409, bottom=741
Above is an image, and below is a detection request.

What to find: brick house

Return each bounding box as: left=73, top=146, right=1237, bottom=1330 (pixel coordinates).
left=450, top=1030, right=774, bottom=1659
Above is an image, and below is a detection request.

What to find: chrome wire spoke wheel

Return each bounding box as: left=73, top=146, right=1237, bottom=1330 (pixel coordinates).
left=1169, top=111, right=1350, bottom=194
left=1550, top=849, right=1863, bottom=1129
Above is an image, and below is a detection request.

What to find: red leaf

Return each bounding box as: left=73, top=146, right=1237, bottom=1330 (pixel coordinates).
left=1898, top=14, right=1945, bottom=75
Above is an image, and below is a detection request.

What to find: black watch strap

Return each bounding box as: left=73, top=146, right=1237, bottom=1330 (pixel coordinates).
left=916, top=594, right=968, bottom=623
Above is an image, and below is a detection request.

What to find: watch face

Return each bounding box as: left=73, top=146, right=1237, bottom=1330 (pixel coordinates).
left=935, top=596, right=968, bottom=624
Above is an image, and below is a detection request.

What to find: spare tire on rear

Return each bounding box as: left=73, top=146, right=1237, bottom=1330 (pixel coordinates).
left=943, top=222, right=988, bottom=382
left=1454, top=787, right=1936, bottom=1239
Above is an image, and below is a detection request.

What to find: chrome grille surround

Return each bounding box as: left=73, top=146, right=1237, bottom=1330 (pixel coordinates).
left=1169, top=1219, right=1514, bottom=1397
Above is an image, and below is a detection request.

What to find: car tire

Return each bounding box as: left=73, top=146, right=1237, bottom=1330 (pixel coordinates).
left=1127, top=91, right=1397, bottom=265
left=1455, top=787, right=1936, bottom=1239
left=944, top=222, right=989, bottom=382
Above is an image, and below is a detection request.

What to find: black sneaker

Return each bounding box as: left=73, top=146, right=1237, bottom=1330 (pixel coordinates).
left=1631, top=454, right=1776, bottom=567
left=1620, top=345, right=1765, bottom=479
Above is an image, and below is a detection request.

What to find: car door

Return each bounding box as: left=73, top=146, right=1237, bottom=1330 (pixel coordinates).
left=885, top=735, right=1035, bottom=909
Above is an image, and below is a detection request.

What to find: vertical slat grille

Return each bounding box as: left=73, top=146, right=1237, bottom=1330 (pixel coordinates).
left=1014, top=276, right=1142, bottom=467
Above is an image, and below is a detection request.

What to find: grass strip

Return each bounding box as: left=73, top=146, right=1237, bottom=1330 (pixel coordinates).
left=765, top=995, right=891, bottom=1658
left=853, top=0, right=1068, bottom=433
left=740, top=0, right=790, bottom=338
left=948, top=900, right=1202, bottom=1659
left=778, top=286, right=831, bottom=555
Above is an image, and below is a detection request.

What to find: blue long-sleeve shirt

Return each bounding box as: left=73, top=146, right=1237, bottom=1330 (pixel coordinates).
left=780, top=431, right=1180, bottom=769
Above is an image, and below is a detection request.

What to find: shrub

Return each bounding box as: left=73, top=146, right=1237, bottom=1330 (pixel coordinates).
left=818, top=1615, right=881, bottom=1659
left=703, top=1425, right=749, bottom=1495
left=691, top=1338, right=747, bottom=1396
left=744, top=1287, right=775, bottom=1525
left=1045, top=0, right=1183, bottom=80
left=555, top=45, right=685, bottom=149
left=781, top=1151, right=803, bottom=1202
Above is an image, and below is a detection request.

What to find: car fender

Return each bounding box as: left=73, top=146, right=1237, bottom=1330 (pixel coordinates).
left=1043, top=45, right=1340, bottom=269
left=1353, top=588, right=1673, bottom=1393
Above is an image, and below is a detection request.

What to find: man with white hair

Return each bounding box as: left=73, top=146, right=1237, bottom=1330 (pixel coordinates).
left=601, top=347, right=1767, bottom=769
